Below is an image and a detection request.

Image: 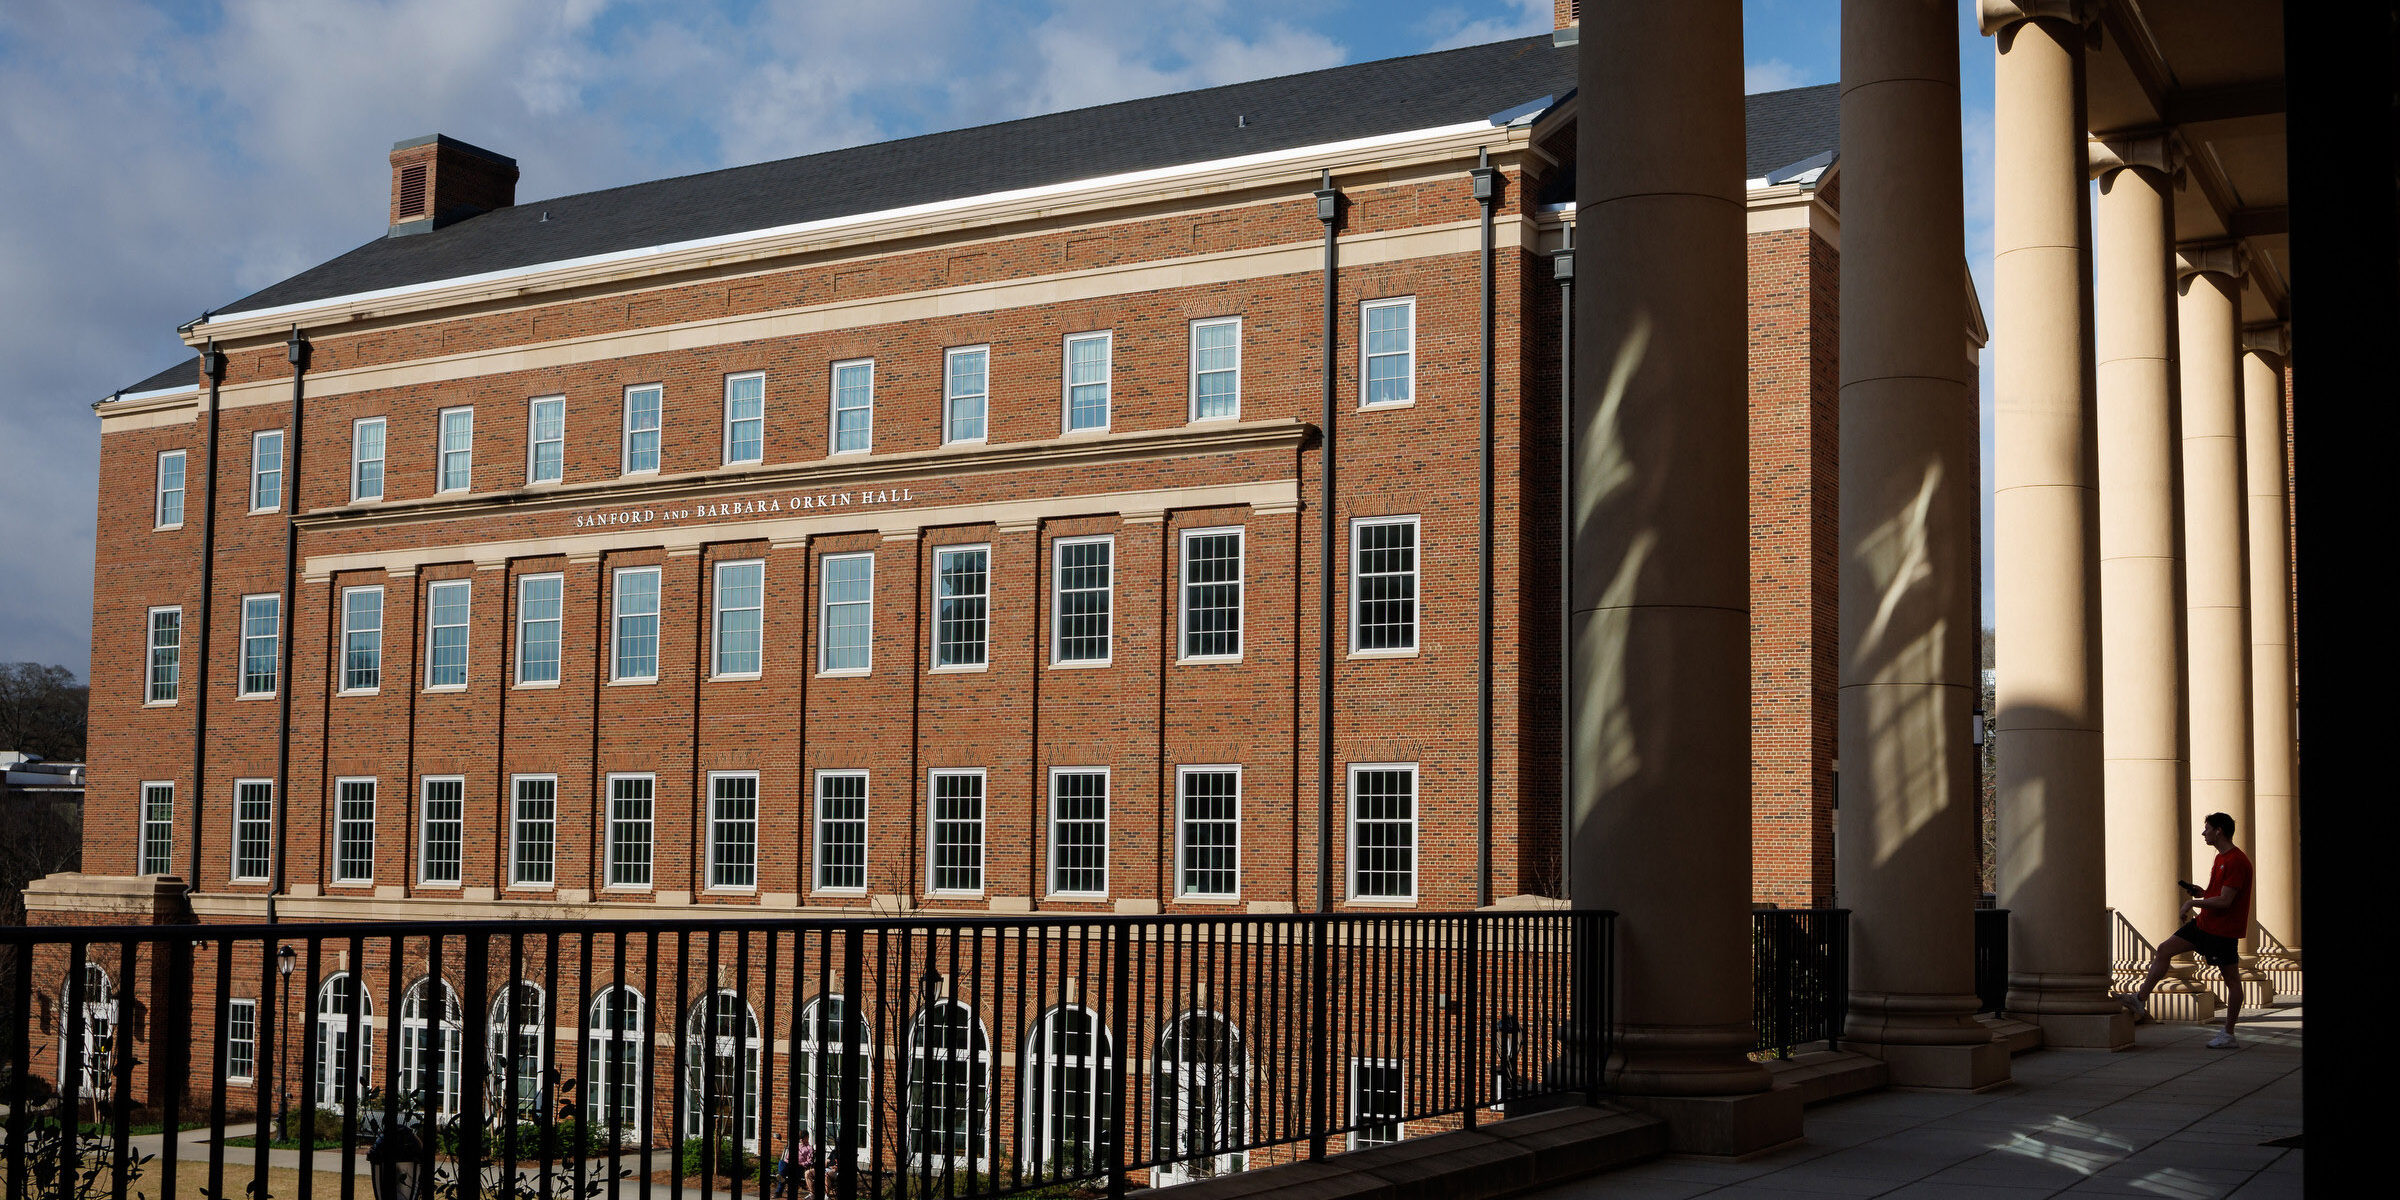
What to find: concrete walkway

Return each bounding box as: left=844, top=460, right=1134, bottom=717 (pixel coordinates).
left=1519, top=1006, right=2303, bottom=1199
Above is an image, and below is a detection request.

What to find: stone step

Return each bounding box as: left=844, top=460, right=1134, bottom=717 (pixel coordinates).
left=1151, top=1106, right=1666, bottom=1200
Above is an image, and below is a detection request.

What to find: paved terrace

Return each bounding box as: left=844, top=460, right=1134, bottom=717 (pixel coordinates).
left=1526, top=1006, right=2303, bottom=1200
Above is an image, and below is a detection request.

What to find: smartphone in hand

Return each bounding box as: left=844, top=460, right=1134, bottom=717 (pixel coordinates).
left=2178, top=880, right=2203, bottom=896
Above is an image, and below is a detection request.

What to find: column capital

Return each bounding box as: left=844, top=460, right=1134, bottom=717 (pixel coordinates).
left=2087, top=132, right=2179, bottom=181
left=2242, top=324, right=2290, bottom=359
left=1979, top=0, right=2085, bottom=37
left=2176, top=242, right=2246, bottom=282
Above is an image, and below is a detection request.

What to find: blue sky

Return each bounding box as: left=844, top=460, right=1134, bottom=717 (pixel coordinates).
left=0, top=0, right=1996, bottom=678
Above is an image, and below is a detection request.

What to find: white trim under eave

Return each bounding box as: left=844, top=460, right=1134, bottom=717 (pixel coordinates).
left=195, top=118, right=1499, bottom=335
left=96, top=383, right=199, bottom=410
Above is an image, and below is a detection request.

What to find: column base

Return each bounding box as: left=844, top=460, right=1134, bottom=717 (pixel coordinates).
left=2019, top=1009, right=2134, bottom=1049
left=1850, top=1039, right=2012, bottom=1091
left=1610, top=1088, right=1804, bottom=1158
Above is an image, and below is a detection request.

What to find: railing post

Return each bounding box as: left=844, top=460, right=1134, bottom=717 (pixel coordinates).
left=1829, top=910, right=1850, bottom=1053
left=1463, top=916, right=1480, bottom=1129
left=1307, top=915, right=1327, bottom=1161
left=1108, top=921, right=1132, bottom=1200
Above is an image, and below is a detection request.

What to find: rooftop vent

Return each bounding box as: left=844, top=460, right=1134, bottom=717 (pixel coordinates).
left=388, top=134, right=519, bottom=238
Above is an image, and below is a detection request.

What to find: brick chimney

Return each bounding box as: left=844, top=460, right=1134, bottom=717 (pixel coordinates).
left=387, top=134, right=518, bottom=237
left=1554, top=0, right=1577, bottom=30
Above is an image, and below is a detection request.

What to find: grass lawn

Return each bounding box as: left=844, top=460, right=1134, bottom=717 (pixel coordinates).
left=117, top=1157, right=358, bottom=1200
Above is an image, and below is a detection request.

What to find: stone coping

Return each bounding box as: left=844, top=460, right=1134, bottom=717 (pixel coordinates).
left=1153, top=1106, right=1665, bottom=1200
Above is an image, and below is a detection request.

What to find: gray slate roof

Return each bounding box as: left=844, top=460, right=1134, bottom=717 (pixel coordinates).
left=124, top=36, right=1836, bottom=393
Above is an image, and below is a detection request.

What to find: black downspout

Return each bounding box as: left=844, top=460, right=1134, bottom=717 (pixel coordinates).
left=1553, top=245, right=1575, bottom=899
left=1314, top=172, right=1342, bottom=913
left=268, top=326, right=310, bottom=926
left=186, top=341, right=226, bottom=892
left=1472, top=150, right=1500, bottom=908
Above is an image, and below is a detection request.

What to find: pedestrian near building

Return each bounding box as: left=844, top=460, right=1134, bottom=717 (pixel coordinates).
left=2124, top=811, right=2253, bottom=1047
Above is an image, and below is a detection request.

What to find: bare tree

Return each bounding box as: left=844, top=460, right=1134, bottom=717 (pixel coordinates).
left=0, top=663, right=87, bottom=763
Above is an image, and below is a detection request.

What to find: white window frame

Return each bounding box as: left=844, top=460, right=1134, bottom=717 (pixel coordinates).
left=436, top=406, right=474, bottom=493
left=423, top=579, right=472, bottom=690
left=1359, top=297, right=1416, bottom=409
left=514, top=573, right=565, bottom=687
left=145, top=605, right=182, bottom=704
left=225, top=997, right=258, bottom=1083
left=1047, top=767, right=1109, bottom=898
left=1050, top=535, right=1113, bottom=667
left=722, top=371, right=766, bottom=466
left=622, top=383, right=663, bottom=475
left=238, top=593, right=280, bottom=698
left=249, top=429, right=283, bottom=513
left=931, top=544, right=991, bottom=671
left=340, top=586, right=383, bottom=695
left=706, top=771, right=761, bottom=892
left=155, top=449, right=187, bottom=528
left=1347, top=1058, right=1406, bottom=1149
left=351, top=416, right=386, bottom=503
left=926, top=768, right=986, bottom=897
left=1189, top=317, right=1242, bottom=422
left=510, top=774, right=559, bottom=889
left=813, top=770, right=869, bottom=894
left=829, top=358, right=874, bottom=454
left=1174, top=766, right=1242, bottom=900
left=610, top=566, right=662, bottom=683
left=943, top=345, right=989, bottom=445
left=333, top=776, right=377, bottom=886
left=419, top=776, right=465, bottom=887
left=231, top=778, right=273, bottom=882
left=1177, top=527, right=1245, bottom=662
left=1061, top=330, right=1112, bottom=433
left=585, top=986, right=646, bottom=1134
left=138, top=781, right=174, bottom=875
left=526, top=395, right=566, bottom=485
left=605, top=773, right=656, bottom=891
left=1348, top=515, right=1421, bottom=656
left=1346, top=763, right=1419, bottom=902
left=818, top=552, right=875, bottom=675
left=711, top=559, right=766, bottom=679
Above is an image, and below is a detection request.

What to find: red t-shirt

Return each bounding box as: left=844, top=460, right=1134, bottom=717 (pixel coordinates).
left=2196, top=847, right=2253, bottom=938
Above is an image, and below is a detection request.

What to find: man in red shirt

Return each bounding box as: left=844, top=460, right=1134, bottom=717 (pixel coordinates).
left=2123, top=811, right=2253, bottom=1048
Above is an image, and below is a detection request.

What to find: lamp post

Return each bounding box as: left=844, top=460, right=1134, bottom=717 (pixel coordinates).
left=367, top=1121, right=423, bottom=1200
left=275, top=945, right=296, bottom=1141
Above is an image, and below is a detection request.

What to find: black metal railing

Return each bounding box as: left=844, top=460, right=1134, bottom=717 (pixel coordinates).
left=1750, top=908, right=1849, bottom=1058
left=2, top=909, right=1614, bottom=1200
left=1973, top=908, right=2010, bottom=1014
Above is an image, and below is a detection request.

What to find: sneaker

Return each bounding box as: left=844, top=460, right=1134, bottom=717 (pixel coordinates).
left=2206, top=1030, right=2239, bottom=1049
left=2120, top=994, right=2149, bottom=1023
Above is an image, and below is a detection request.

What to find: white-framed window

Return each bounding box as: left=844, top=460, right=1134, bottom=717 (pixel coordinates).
left=944, top=346, right=989, bottom=444
left=1048, top=768, right=1108, bottom=897
left=933, top=545, right=990, bottom=669
left=1179, top=528, right=1243, bottom=660
left=903, top=1000, right=991, bottom=1167
left=623, top=384, right=663, bottom=474
left=611, top=566, right=661, bottom=682
left=232, top=779, right=273, bottom=882
left=586, top=986, right=646, bottom=1134
left=1347, top=1059, right=1405, bottom=1149
left=1176, top=767, right=1241, bottom=899
left=1350, top=516, right=1420, bottom=654
left=515, top=573, right=564, bottom=686
left=1023, top=1005, right=1114, bottom=1174
left=796, top=996, right=871, bottom=1150
left=311, top=973, right=375, bottom=1110
left=334, top=777, right=376, bottom=885
left=527, top=396, right=566, bottom=484
left=488, top=982, right=547, bottom=1112
left=1347, top=764, right=1417, bottom=901
left=238, top=594, right=280, bottom=697
left=1063, top=331, right=1111, bottom=432
left=607, top=774, right=654, bottom=889
left=351, top=417, right=386, bottom=502
left=1190, top=318, right=1242, bottom=421
left=424, top=579, right=471, bottom=689
left=927, top=769, right=985, bottom=895
left=1152, top=1013, right=1249, bottom=1184
left=249, top=429, right=283, bottom=512
left=712, top=559, right=765, bottom=677
left=1052, top=535, right=1112, bottom=665
left=684, top=992, right=763, bottom=1148
left=155, top=450, right=187, bottom=528
left=400, top=979, right=464, bottom=1120
left=820, top=553, right=874, bottom=673
left=341, top=586, right=383, bottom=693
left=419, top=776, right=465, bottom=886
left=723, top=371, right=765, bottom=465
left=831, top=359, right=874, bottom=453
left=138, top=781, right=174, bottom=875
left=436, top=406, right=474, bottom=492
left=511, top=775, right=557, bottom=887
left=814, top=770, right=868, bottom=892
left=224, top=997, right=257, bottom=1083
left=146, top=606, right=182, bottom=703
left=708, top=771, right=760, bottom=891
left=1360, top=297, right=1415, bottom=408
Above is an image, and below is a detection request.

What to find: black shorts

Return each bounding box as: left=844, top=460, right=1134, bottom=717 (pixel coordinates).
left=2175, top=921, right=2239, bottom=970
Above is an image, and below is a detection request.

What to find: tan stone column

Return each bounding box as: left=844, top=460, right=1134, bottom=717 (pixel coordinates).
left=2176, top=244, right=2254, bottom=883
left=1834, top=0, right=2007, bottom=1091
left=1571, top=0, right=1797, bottom=1153
left=1982, top=0, right=2132, bottom=1049
left=2242, top=330, right=2299, bottom=957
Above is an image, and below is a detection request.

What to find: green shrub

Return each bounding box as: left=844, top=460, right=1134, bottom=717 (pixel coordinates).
left=676, top=1136, right=765, bottom=1180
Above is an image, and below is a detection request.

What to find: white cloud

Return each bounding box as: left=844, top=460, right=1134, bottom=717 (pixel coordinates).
left=1421, top=0, right=1552, bottom=52
left=1745, top=57, right=1808, bottom=93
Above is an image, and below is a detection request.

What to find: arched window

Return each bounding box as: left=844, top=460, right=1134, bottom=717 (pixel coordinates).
left=59, top=962, right=116, bottom=1098
left=399, top=979, right=463, bottom=1120
left=795, top=996, right=871, bottom=1153
left=312, top=973, right=375, bottom=1111
left=586, top=986, right=646, bottom=1137
left=1152, top=1012, right=1248, bottom=1185
left=683, top=991, right=761, bottom=1148
left=487, top=982, right=547, bottom=1114
left=1022, top=1006, right=1113, bottom=1176
left=903, top=1000, right=990, bottom=1168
